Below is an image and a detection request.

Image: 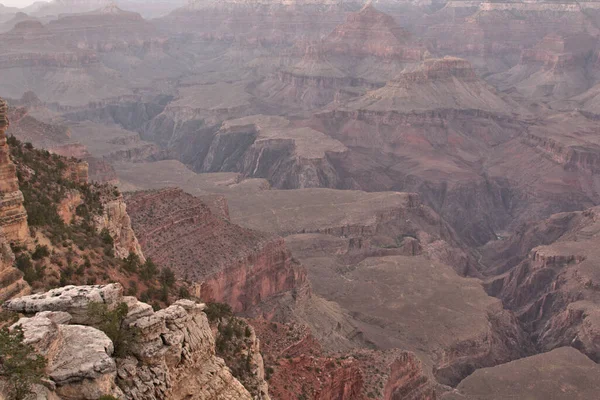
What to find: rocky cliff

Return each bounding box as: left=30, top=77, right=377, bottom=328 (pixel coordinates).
left=252, top=4, right=425, bottom=111
left=0, top=98, right=29, bottom=243
left=125, top=188, right=308, bottom=313
left=3, top=284, right=259, bottom=400
left=488, top=32, right=598, bottom=100
left=201, top=115, right=348, bottom=188
left=94, top=190, right=146, bottom=262
left=159, top=0, right=351, bottom=45
left=483, top=206, right=600, bottom=363
left=0, top=229, right=29, bottom=303
left=323, top=4, right=423, bottom=61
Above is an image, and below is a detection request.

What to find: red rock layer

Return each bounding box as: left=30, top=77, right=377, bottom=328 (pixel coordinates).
left=125, top=188, right=307, bottom=313
left=384, top=353, right=437, bottom=400
left=323, top=4, right=422, bottom=60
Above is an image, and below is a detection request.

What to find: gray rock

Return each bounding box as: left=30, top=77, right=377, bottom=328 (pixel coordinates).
left=3, top=284, right=124, bottom=325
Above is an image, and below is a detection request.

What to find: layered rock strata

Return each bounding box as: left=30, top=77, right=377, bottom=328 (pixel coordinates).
left=94, top=192, right=146, bottom=262
left=483, top=206, right=600, bottom=362
left=0, top=98, right=28, bottom=243
left=0, top=229, right=29, bottom=303
left=3, top=284, right=257, bottom=400
left=442, top=347, right=600, bottom=400
left=125, top=188, right=307, bottom=313
left=201, top=115, right=348, bottom=188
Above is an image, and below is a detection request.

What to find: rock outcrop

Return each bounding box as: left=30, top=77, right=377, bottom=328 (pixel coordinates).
left=4, top=284, right=259, bottom=400
left=0, top=229, right=29, bottom=303
left=253, top=4, right=426, bottom=111
left=323, top=4, right=422, bottom=61
left=483, top=206, right=600, bottom=363
left=125, top=188, right=307, bottom=313
left=94, top=192, right=145, bottom=262
left=201, top=115, right=348, bottom=188
left=0, top=98, right=29, bottom=243
left=158, top=0, right=350, bottom=45
left=488, top=32, right=598, bottom=101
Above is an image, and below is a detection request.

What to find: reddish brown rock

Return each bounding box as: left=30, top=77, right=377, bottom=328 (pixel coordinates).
left=384, top=353, right=437, bottom=400
left=323, top=4, right=422, bottom=61
left=125, top=188, right=307, bottom=313
left=483, top=206, right=600, bottom=362
left=0, top=97, right=29, bottom=243
left=489, top=33, right=598, bottom=100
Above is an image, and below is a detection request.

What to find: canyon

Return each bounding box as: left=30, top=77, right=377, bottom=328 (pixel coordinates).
left=3, top=0, right=600, bottom=399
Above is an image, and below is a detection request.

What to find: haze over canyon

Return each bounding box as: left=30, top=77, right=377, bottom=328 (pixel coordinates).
left=1, top=0, right=600, bottom=399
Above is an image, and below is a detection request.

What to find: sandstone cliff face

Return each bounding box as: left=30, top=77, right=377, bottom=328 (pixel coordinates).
left=0, top=98, right=29, bottom=243
left=3, top=284, right=257, bottom=400
left=125, top=188, right=307, bottom=313
left=94, top=193, right=145, bottom=262
left=488, top=32, right=598, bottom=100
left=201, top=116, right=347, bottom=189
left=0, top=229, right=29, bottom=303
left=323, top=4, right=422, bottom=61
left=483, top=206, right=600, bottom=363
left=384, top=352, right=437, bottom=400
left=159, top=1, right=350, bottom=45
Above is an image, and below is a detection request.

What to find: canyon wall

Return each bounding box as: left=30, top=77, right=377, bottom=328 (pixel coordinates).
left=0, top=98, right=29, bottom=243
left=0, top=229, right=29, bottom=303
left=125, top=188, right=308, bottom=313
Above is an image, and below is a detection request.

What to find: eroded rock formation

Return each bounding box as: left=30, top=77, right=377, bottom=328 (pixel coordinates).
left=125, top=188, right=307, bottom=313
left=94, top=191, right=146, bottom=262
left=0, top=98, right=28, bottom=243
left=0, top=229, right=29, bottom=303
left=3, top=284, right=258, bottom=400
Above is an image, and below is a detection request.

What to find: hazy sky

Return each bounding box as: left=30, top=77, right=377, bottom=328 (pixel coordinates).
left=2, top=0, right=48, bottom=7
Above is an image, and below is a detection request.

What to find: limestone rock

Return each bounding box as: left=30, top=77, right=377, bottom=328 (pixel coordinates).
left=3, top=284, right=124, bottom=324
left=94, top=196, right=146, bottom=262
left=11, top=312, right=122, bottom=400
left=4, top=285, right=261, bottom=400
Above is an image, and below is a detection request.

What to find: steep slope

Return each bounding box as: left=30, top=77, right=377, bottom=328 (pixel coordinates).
left=488, top=33, right=598, bottom=101
left=344, top=56, right=516, bottom=113
left=253, top=4, right=426, bottom=110
left=483, top=205, right=600, bottom=362
left=0, top=98, right=29, bottom=243
left=218, top=186, right=530, bottom=386
left=424, top=0, right=600, bottom=74
left=157, top=0, right=352, bottom=45
left=322, top=3, right=421, bottom=61
left=124, top=188, right=308, bottom=313
left=443, top=347, right=600, bottom=400
left=200, top=115, right=348, bottom=188
left=0, top=6, right=180, bottom=105
left=311, top=57, right=526, bottom=245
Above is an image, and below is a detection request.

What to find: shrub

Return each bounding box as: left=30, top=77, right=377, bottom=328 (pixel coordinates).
left=87, top=302, right=136, bottom=358
left=178, top=286, right=190, bottom=299
left=160, top=267, right=176, bottom=288
left=122, top=252, right=140, bottom=273
left=139, top=258, right=158, bottom=281
left=14, top=254, right=32, bottom=272
left=31, top=245, right=50, bottom=260
left=100, top=229, right=114, bottom=246
left=0, top=326, right=47, bottom=400
left=204, top=302, right=233, bottom=323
